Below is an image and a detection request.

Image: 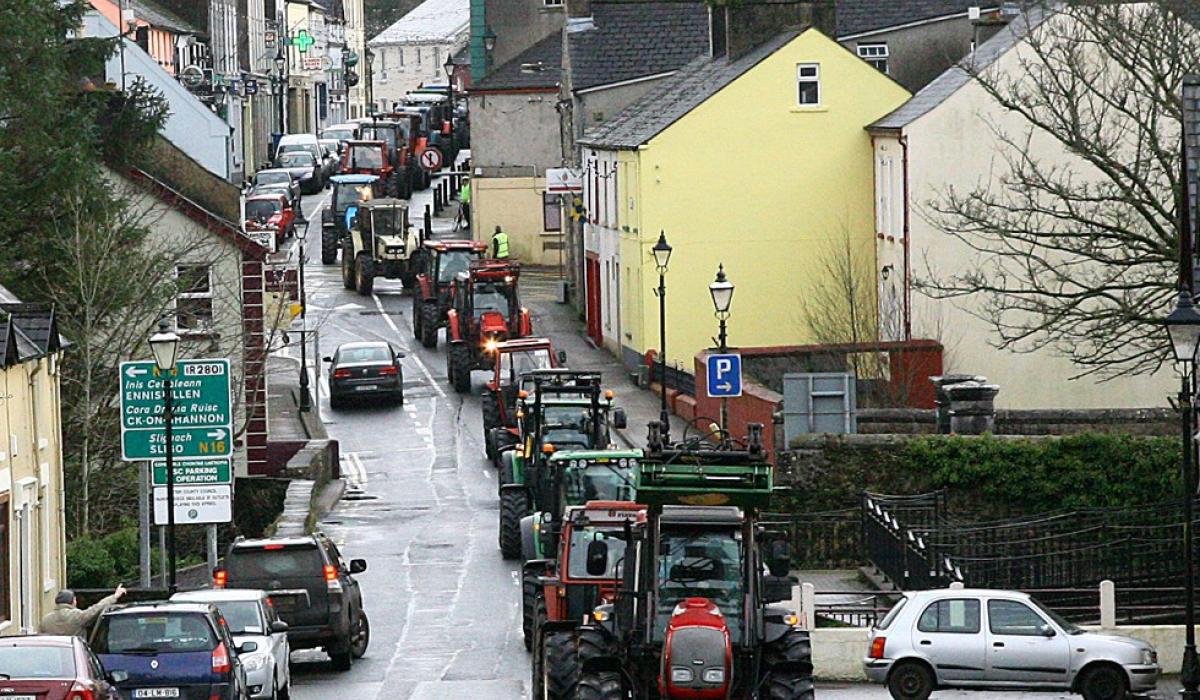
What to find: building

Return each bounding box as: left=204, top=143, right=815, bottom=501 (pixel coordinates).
left=470, top=0, right=565, bottom=82
left=86, top=0, right=203, bottom=76
left=0, top=294, right=68, bottom=636
left=578, top=26, right=910, bottom=371
left=867, top=6, right=1177, bottom=408
left=343, top=0, right=369, bottom=119
left=369, top=0, right=468, bottom=112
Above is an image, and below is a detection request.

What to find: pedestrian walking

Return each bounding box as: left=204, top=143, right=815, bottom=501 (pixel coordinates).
left=491, top=225, right=510, bottom=260
left=40, top=585, right=126, bottom=637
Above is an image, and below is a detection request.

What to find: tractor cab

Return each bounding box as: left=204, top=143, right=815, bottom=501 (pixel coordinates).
left=357, top=120, right=413, bottom=197
left=411, top=239, right=488, bottom=349
left=481, top=337, right=566, bottom=461
left=340, top=140, right=389, bottom=176
left=340, top=199, right=423, bottom=295
left=444, top=260, right=533, bottom=393
left=321, top=174, right=380, bottom=264
left=370, top=113, right=427, bottom=191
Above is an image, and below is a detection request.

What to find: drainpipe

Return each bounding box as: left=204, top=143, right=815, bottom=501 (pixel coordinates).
left=900, top=134, right=912, bottom=341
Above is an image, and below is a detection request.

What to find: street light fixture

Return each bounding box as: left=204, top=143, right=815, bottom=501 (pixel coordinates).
left=482, top=26, right=497, bottom=54
left=148, top=320, right=181, bottom=593
left=652, top=231, right=672, bottom=444
left=1165, top=288, right=1200, bottom=700
left=274, top=48, right=287, bottom=141
left=297, top=222, right=312, bottom=412
left=709, top=264, right=734, bottom=439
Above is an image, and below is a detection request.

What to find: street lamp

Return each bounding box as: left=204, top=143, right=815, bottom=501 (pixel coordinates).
left=149, top=320, right=180, bottom=593
left=652, top=231, right=673, bottom=443
left=483, top=26, right=497, bottom=70
left=274, top=48, right=287, bottom=141
left=709, top=264, right=734, bottom=439
left=1166, top=289, right=1200, bottom=700
left=298, top=222, right=312, bottom=412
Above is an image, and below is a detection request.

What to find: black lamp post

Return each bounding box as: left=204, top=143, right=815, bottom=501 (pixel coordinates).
left=149, top=320, right=180, bottom=593
left=365, top=48, right=376, bottom=114
left=709, top=264, right=734, bottom=439
left=298, top=222, right=312, bottom=412
left=1167, top=289, right=1200, bottom=699
left=652, top=232, right=673, bottom=443
left=274, top=49, right=287, bottom=138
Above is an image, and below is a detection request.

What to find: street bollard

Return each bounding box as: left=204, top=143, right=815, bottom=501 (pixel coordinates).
left=434, top=182, right=443, bottom=213
left=424, top=205, right=432, bottom=237
left=450, top=173, right=460, bottom=196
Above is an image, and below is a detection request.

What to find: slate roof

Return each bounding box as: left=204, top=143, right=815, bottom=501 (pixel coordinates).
left=472, top=33, right=563, bottom=92
left=869, top=5, right=1048, bottom=131
left=369, top=0, right=468, bottom=46
left=837, top=0, right=999, bottom=38
left=0, top=286, right=67, bottom=368
left=130, top=0, right=202, bottom=35
left=569, top=1, right=710, bottom=91
left=579, top=29, right=803, bottom=150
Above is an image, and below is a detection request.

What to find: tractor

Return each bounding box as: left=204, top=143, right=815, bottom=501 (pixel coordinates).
left=358, top=119, right=422, bottom=196
left=410, top=239, right=488, bottom=348
left=444, top=260, right=532, bottom=393
left=321, top=174, right=379, bottom=264
left=481, top=337, right=565, bottom=461
left=563, top=422, right=814, bottom=700
left=340, top=199, right=423, bottom=296
left=339, top=140, right=404, bottom=197
left=403, top=92, right=458, bottom=168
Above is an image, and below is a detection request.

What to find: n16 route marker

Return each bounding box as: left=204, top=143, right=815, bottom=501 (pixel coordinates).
left=120, top=359, right=233, bottom=461
left=152, top=458, right=232, bottom=486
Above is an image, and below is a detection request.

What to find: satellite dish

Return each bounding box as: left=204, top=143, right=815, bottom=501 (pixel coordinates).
left=181, top=65, right=204, bottom=89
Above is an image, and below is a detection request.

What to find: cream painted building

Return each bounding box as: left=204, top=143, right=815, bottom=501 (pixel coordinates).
left=369, top=0, right=468, bottom=111
left=869, top=7, right=1176, bottom=409
left=0, top=292, right=67, bottom=635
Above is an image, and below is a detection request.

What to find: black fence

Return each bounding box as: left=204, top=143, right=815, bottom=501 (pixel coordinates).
left=763, top=508, right=862, bottom=569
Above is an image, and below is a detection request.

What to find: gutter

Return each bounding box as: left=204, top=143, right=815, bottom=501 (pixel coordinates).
left=839, top=8, right=1000, bottom=41
left=900, top=134, right=912, bottom=340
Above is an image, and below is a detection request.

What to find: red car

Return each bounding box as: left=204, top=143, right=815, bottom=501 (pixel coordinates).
left=245, top=192, right=296, bottom=246
left=0, top=634, right=124, bottom=699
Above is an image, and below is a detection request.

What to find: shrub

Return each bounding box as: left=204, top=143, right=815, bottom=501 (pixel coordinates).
left=66, top=537, right=116, bottom=589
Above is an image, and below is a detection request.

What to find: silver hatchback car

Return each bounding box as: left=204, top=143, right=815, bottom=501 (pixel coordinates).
left=864, top=588, right=1158, bottom=700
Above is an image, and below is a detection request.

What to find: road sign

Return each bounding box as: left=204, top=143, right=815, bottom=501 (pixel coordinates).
left=264, top=30, right=277, bottom=48
left=152, top=458, right=232, bottom=486
left=420, top=148, right=443, bottom=172
left=706, top=353, right=743, bottom=398
left=547, top=168, right=582, bottom=193
left=120, top=359, right=233, bottom=461
left=154, top=484, right=232, bottom=525
left=244, top=79, right=259, bottom=96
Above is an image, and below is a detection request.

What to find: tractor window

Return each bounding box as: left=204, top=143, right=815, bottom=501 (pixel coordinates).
left=349, top=146, right=383, bottom=169
left=363, top=128, right=397, bottom=151
left=438, top=251, right=474, bottom=283
left=246, top=199, right=282, bottom=220
left=567, top=529, right=628, bottom=580
left=656, top=529, right=744, bottom=641
left=541, top=405, right=594, bottom=450
left=336, top=184, right=374, bottom=211
left=500, top=349, right=552, bottom=387
left=565, top=462, right=635, bottom=503
left=371, top=208, right=406, bottom=237
left=473, top=285, right=508, bottom=317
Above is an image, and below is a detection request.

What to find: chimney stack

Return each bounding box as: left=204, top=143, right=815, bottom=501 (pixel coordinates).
left=566, top=0, right=594, bottom=33
left=719, top=1, right=831, bottom=60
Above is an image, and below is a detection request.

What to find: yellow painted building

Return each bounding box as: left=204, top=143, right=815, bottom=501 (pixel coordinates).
left=579, top=28, right=910, bottom=370
left=0, top=292, right=68, bottom=635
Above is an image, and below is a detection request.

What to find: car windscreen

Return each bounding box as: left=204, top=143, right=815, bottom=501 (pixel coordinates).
left=246, top=200, right=281, bottom=220
left=279, top=153, right=314, bottom=168
left=92, top=613, right=216, bottom=654
left=227, top=545, right=324, bottom=579
left=256, top=171, right=290, bottom=186
left=338, top=345, right=392, bottom=364
left=212, top=600, right=265, bottom=635
left=0, top=645, right=76, bottom=678
left=1030, top=597, right=1083, bottom=635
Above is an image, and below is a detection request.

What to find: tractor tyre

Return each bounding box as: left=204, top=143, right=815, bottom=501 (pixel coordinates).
left=761, top=630, right=815, bottom=699
left=450, top=344, right=472, bottom=393
left=576, top=672, right=624, bottom=700
left=420, top=302, right=440, bottom=349
left=411, top=295, right=423, bottom=340
left=387, top=172, right=401, bottom=198
left=498, top=449, right=516, bottom=486
left=762, top=673, right=815, bottom=700
left=481, top=389, right=501, bottom=431
left=575, top=627, right=614, bottom=667
left=354, top=254, right=375, bottom=296
left=541, top=630, right=580, bottom=700
left=764, top=628, right=814, bottom=675
left=341, top=246, right=355, bottom=290
left=499, top=488, right=529, bottom=560
left=521, top=569, right=540, bottom=652
left=321, top=232, right=337, bottom=265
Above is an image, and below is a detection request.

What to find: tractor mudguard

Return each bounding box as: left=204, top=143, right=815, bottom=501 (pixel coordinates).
left=446, top=311, right=461, bottom=340
left=578, top=652, right=623, bottom=675
left=520, top=514, right=539, bottom=561
left=763, top=606, right=807, bottom=645
left=539, top=620, right=579, bottom=636
left=500, top=482, right=530, bottom=499
left=519, top=309, right=533, bottom=337
left=321, top=208, right=333, bottom=224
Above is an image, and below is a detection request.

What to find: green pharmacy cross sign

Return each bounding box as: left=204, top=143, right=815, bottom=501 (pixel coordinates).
left=120, top=359, right=233, bottom=461
left=293, top=30, right=315, bottom=53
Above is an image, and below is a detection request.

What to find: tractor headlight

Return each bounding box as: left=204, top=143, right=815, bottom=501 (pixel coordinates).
left=591, top=608, right=609, bottom=622
left=671, top=668, right=693, bottom=684
left=485, top=338, right=499, bottom=353
left=702, top=668, right=725, bottom=684
left=618, top=458, right=628, bottom=467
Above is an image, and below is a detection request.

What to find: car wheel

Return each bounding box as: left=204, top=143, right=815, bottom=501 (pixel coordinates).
left=351, top=611, right=370, bottom=658
left=330, top=394, right=345, bottom=410
left=887, top=661, right=933, bottom=700
left=330, top=645, right=353, bottom=671
left=1079, top=664, right=1128, bottom=700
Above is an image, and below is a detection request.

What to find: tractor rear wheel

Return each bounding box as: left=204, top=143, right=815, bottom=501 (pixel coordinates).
left=499, top=488, right=528, bottom=560
left=341, top=245, right=355, bottom=290
left=542, top=630, right=580, bottom=699
left=354, top=254, right=375, bottom=295
left=576, top=672, right=624, bottom=700
left=420, top=302, right=439, bottom=348
left=321, top=231, right=337, bottom=265
left=411, top=296, right=422, bottom=340
left=521, top=569, right=541, bottom=652
left=449, top=344, right=472, bottom=393
left=575, top=627, right=613, bottom=667
left=481, top=389, right=501, bottom=431
left=764, top=628, right=813, bottom=673
left=762, top=673, right=815, bottom=700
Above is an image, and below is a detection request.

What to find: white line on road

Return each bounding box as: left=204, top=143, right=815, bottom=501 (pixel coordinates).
left=372, top=292, right=445, bottom=398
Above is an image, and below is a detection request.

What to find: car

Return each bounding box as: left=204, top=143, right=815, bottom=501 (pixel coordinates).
left=864, top=588, right=1160, bottom=700
left=214, top=533, right=369, bottom=672
left=318, top=139, right=343, bottom=177
left=0, top=634, right=125, bottom=700
left=323, top=341, right=405, bottom=408
left=276, top=133, right=324, bottom=165
left=250, top=169, right=300, bottom=211
left=91, top=601, right=252, bottom=700
left=172, top=589, right=291, bottom=700
left=321, top=123, right=360, bottom=144
left=273, top=150, right=323, bottom=195
left=244, top=193, right=295, bottom=246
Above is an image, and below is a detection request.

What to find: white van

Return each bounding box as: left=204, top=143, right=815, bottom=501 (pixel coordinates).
left=277, top=134, right=324, bottom=162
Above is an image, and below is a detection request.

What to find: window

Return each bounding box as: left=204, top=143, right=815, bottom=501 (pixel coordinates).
left=858, top=43, right=889, bottom=74
left=0, top=497, right=8, bottom=623
left=917, top=598, right=980, bottom=634
left=175, top=264, right=214, bottom=333
left=434, top=47, right=441, bottom=70
left=397, top=47, right=404, bottom=67
left=543, top=193, right=562, bottom=232
left=988, top=600, right=1049, bottom=636
left=876, top=597, right=908, bottom=630
left=545, top=0, right=564, bottom=6
left=797, top=63, right=820, bottom=106
left=416, top=47, right=422, bottom=66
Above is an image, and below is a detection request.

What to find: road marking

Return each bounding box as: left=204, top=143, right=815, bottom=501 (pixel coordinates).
left=372, top=292, right=445, bottom=398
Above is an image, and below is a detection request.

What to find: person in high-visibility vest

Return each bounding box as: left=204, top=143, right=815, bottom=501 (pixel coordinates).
left=491, top=225, right=510, bottom=259
left=457, top=177, right=471, bottom=231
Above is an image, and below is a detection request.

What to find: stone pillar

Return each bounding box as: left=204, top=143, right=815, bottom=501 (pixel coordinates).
left=930, top=374, right=980, bottom=434
left=947, top=380, right=1000, bottom=435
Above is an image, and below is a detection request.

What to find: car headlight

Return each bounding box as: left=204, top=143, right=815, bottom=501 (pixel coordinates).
left=1142, top=648, right=1157, bottom=665
left=242, top=653, right=267, bottom=672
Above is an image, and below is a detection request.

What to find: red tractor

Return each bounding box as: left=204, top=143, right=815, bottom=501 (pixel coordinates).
left=444, top=260, right=532, bottom=394
left=411, top=239, right=488, bottom=348
left=481, top=337, right=566, bottom=461
left=339, top=140, right=397, bottom=192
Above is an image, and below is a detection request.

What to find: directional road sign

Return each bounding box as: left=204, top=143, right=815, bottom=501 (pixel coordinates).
left=152, top=458, right=232, bottom=486
left=120, top=359, right=233, bottom=461
left=706, top=353, right=743, bottom=398
left=154, top=484, right=232, bottom=525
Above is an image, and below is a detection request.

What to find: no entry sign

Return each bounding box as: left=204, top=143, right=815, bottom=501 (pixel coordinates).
left=420, top=148, right=443, bottom=172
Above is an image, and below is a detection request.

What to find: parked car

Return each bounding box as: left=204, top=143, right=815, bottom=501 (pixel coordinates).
left=273, top=151, right=323, bottom=195
left=250, top=169, right=300, bottom=211
left=91, top=601, right=252, bottom=700
left=0, top=634, right=125, bottom=700
left=864, top=588, right=1159, bottom=700
left=244, top=193, right=295, bottom=246
left=214, top=533, right=369, bottom=671
left=172, top=589, right=291, bottom=700
left=323, top=341, right=405, bottom=408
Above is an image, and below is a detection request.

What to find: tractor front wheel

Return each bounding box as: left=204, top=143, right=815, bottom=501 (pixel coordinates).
left=321, top=231, right=337, bottom=265
left=481, top=389, right=500, bottom=431
left=521, top=569, right=540, bottom=652
left=341, top=245, right=355, bottom=290
left=576, top=673, right=624, bottom=700
left=449, top=344, right=472, bottom=393
left=411, top=295, right=422, bottom=340
left=420, top=302, right=439, bottom=348
left=541, top=630, right=580, bottom=700
left=762, top=628, right=815, bottom=699
left=499, top=489, right=528, bottom=560
left=354, top=254, right=375, bottom=296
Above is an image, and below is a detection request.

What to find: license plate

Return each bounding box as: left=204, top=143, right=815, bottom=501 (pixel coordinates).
left=355, top=385, right=377, bottom=391
left=2, top=695, right=35, bottom=700
left=134, top=689, right=180, bottom=698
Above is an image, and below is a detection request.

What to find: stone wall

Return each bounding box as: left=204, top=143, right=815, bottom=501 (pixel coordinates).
left=856, top=407, right=1174, bottom=436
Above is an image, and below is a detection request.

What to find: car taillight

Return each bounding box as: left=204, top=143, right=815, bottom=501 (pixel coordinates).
left=333, top=369, right=352, bottom=379
left=869, top=636, right=887, bottom=659
left=212, top=641, right=231, bottom=673
left=324, top=564, right=343, bottom=592
left=213, top=568, right=227, bottom=588
left=66, top=683, right=96, bottom=700
left=378, top=366, right=398, bottom=376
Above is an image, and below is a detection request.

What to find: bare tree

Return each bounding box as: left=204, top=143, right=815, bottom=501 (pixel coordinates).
left=798, top=229, right=881, bottom=378
left=921, top=1, right=1200, bottom=379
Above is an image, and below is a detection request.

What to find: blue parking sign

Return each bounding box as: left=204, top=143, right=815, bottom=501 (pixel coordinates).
left=706, top=354, right=742, bottom=398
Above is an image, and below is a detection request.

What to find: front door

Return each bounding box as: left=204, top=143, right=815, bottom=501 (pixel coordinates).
left=585, top=256, right=602, bottom=344
left=984, top=598, right=1070, bottom=686
left=911, top=597, right=986, bottom=682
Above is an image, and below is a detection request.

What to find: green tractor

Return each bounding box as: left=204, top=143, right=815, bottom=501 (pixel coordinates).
left=340, top=198, right=423, bottom=296
left=560, top=422, right=813, bottom=700
left=497, top=370, right=628, bottom=561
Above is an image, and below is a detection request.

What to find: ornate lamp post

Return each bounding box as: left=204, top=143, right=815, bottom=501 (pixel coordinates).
left=709, top=264, right=734, bottom=438
left=652, top=232, right=673, bottom=443
left=274, top=49, right=287, bottom=139
left=1166, top=289, right=1200, bottom=699
left=149, top=320, right=180, bottom=593
left=298, top=222, right=312, bottom=412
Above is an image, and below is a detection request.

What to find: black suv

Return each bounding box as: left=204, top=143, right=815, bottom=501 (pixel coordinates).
left=215, top=533, right=369, bottom=671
